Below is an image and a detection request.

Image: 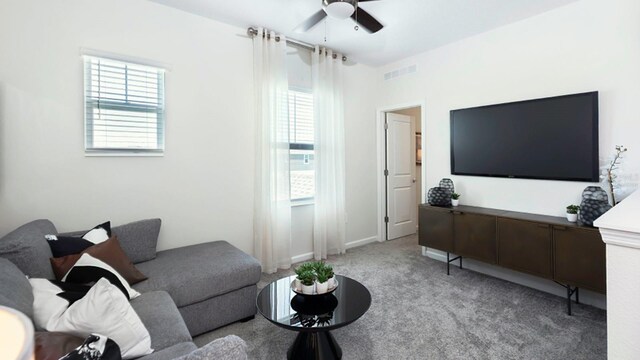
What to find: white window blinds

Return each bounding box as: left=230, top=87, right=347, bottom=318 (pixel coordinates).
left=289, top=89, right=315, bottom=201
left=84, top=56, right=165, bottom=153
left=289, top=90, right=314, bottom=146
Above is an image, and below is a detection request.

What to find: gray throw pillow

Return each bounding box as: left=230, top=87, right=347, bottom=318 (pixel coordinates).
left=0, top=219, right=57, bottom=279
left=112, top=219, right=161, bottom=264
left=175, top=335, right=247, bottom=360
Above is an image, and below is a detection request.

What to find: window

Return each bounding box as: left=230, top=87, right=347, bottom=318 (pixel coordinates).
left=289, top=89, right=314, bottom=201
left=84, top=56, right=165, bottom=154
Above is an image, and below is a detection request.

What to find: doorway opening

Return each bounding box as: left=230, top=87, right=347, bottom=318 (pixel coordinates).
left=377, top=104, right=424, bottom=241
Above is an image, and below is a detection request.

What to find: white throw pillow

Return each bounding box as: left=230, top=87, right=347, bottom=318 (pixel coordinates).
left=30, top=278, right=74, bottom=330
left=31, top=278, right=153, bottom=359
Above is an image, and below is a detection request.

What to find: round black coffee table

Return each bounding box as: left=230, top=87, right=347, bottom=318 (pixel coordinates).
left=257, top=274, right=371, bottom=360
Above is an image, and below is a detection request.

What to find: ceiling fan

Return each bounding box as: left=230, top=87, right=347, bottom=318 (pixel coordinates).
left=296, top=0, right=384, bottom=34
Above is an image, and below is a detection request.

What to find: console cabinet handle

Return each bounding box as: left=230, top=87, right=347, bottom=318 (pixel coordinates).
left=452, top=211, right=463, bottom=215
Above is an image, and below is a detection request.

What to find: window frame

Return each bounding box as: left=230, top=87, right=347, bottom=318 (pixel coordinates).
left=83, top=54, right=166, bottom=156
left=288, top=87, right=315, bottom=204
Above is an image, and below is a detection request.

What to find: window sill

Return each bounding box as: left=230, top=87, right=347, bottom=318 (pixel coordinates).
left=292, top=199, right=314, bottom=207
left=85, top=151, right=164, bottom=157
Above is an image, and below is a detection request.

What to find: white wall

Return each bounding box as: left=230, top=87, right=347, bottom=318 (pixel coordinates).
left=344, top=63, right=380, bottom=246
left=377, top=0, right=640, bottom=216
left=0, top=0, right=379, bottom=259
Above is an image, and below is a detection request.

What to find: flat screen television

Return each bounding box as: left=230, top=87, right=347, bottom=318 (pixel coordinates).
left=450, top=92, right=599, bottom=182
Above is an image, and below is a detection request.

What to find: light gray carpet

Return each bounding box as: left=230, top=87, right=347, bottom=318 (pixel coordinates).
left=194, top=235, right=606, bottom=359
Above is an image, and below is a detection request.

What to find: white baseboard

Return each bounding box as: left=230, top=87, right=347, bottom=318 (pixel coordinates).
left=290, top=236, right=379, bottom=265
left=346, top=236, right=378, bottom=249
left=291, top=252, right=314, bottom=264
left=423, top=247, right=607, bottom=310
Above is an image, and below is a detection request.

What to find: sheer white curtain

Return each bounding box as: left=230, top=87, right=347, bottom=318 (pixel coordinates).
left=312, top=46, right=346, bottom=259
left=253, top=28, right=291, bottom=274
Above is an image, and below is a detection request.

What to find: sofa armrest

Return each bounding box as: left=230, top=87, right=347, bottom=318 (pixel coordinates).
left=176, top=335, right=247, bottom=360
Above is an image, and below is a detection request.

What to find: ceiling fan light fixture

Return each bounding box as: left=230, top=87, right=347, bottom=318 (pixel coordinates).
left=323, top=0, right=356, bottom=20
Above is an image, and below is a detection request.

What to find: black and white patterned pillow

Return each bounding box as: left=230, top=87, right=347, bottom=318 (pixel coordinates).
left=62, top=253, right=140, bottom=300
left=46, top=221, right=111, bottom=258
left=60, top=334, right=122, bottom=360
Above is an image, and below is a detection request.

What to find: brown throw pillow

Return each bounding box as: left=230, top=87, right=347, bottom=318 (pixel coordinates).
left=35, top=332, right=84, bottom=360
left=50, top=236, right=148, bottom=285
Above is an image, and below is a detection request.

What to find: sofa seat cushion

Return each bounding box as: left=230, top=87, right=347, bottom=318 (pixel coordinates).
left=0, top=219, right=57, bottom=279
left=138, top=342, right=197, bottom=360
left=133, top=241, right=261, bottom=308
left=130, top=291, right=192, bottom=352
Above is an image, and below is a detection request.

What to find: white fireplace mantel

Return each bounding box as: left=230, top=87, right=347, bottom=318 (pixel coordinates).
left=594, top=190, right=640, bottom=360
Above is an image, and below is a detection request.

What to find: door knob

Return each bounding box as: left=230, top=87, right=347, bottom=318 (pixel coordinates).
left=412, top=178, right=416, bottom=183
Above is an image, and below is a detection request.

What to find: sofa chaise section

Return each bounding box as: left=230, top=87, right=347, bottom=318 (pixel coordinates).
left=133, top=241, right=262, bottom=336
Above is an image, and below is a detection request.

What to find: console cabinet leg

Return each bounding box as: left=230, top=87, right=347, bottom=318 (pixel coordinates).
left=446, top=252, right=462, bottom=276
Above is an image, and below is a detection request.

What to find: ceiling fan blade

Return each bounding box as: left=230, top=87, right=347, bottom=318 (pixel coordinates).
left=351, top=7, right=383, bottom=33
left=294, top=9, right=327, bottom=32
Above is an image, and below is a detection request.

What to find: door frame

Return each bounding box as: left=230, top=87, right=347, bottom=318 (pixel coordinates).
left=376, top=100, right=427, bottom=242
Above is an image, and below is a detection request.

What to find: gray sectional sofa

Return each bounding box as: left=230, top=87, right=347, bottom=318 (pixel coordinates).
left=0, top=219, right=262, bottom=359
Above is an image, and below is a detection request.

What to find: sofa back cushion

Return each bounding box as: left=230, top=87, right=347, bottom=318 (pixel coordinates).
left=0, top=257, right=34, bottom=320
left=113, top=219, right=160, bottom=263
left=60, top=219, right=160, bottom=264
left=0, top=219, right=56, bottom=279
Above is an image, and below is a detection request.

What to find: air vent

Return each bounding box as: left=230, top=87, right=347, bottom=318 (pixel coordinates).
left=383, top=64, right=417, bottom=81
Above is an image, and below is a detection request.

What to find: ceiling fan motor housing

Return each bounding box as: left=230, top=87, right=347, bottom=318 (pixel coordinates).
left=323, top=0, right=357, bottom=19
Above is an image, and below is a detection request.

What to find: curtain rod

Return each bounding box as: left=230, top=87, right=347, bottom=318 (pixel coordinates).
left=247, top=27, right=347, bottom=62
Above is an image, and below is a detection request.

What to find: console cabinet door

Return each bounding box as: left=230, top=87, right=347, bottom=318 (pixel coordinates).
left=553, top=226, right=606, bottom=293
left=497, top=218, right=553, bottom=279
left=453, top=212, right=497, bottom=263
left=419, top=206, right=454, bottom=252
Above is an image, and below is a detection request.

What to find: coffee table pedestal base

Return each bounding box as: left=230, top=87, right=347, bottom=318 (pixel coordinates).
left=287, top=331, right=342, bottom=360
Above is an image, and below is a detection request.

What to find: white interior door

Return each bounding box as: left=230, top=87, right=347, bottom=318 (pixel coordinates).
left=386, top=113, right=416, bottom=240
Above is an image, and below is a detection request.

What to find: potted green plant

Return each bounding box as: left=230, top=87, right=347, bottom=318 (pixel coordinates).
left=325, top=264, right=335, bottom=288
left=566, top=204, right=580, bottom=222
left=315, top=266, right=331, bottom=294
left=298, top=270, right=316, bottom=295
left=451, top=193, right=461, bottom=207
left=294, top=262, right=315, bottom=288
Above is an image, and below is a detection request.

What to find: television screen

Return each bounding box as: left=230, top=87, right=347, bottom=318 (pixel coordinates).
left=450, top=92, right=599, bottom=182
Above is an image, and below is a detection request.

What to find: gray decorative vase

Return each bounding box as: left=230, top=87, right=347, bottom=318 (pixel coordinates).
left=428, top=187, right=452, bottom=207
left=439, top=178, right=455, bottom=194
left=579, top=186, right=612, bottom=227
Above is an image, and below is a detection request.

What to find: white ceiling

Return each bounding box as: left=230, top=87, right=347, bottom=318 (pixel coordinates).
left=147, top=0, right=579, bottom=66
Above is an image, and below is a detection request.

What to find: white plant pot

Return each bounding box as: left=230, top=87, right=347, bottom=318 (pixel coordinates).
left=328, top=277, right=336, bottom=288
left=566, top=213, right=578, bottom=222
left=301, top=283, right=315, bottom=295
left=316, top=281, right=329, bottom=294
left=452, top=199, right=459, bottom=207
left=294, top=278, right=302, bottom=290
